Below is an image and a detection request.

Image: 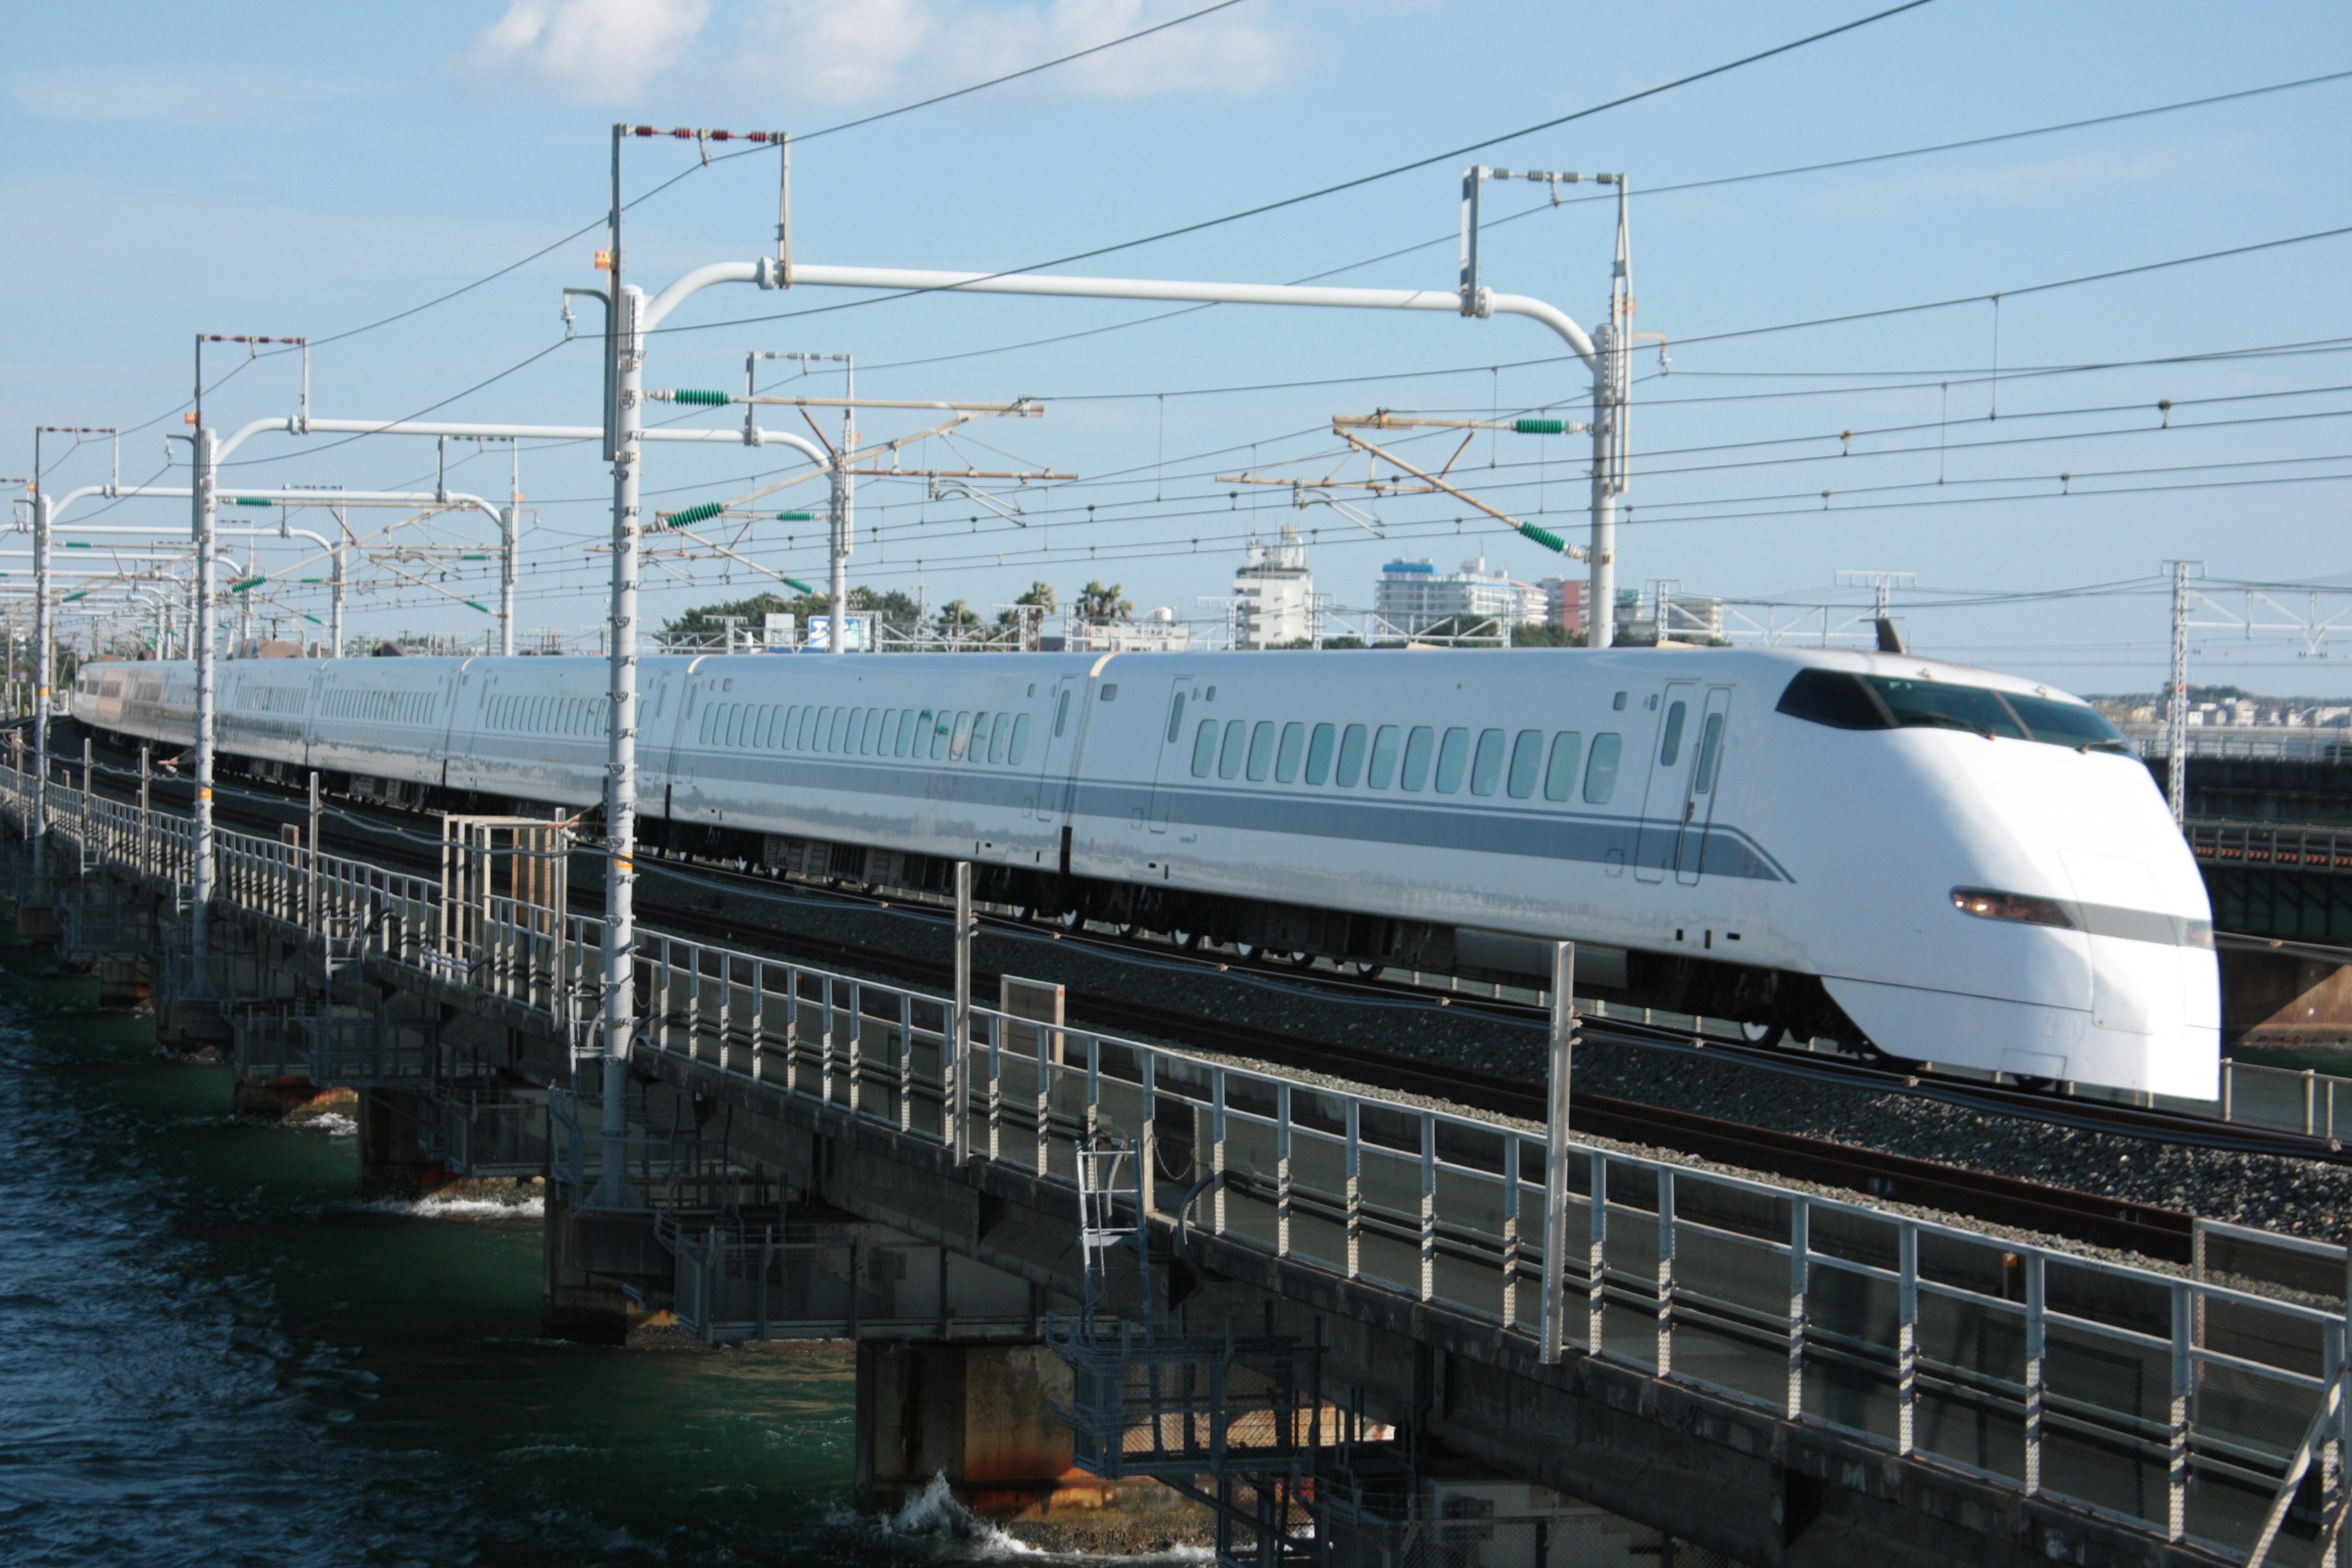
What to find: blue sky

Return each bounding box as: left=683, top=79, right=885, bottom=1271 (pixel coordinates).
left=4, top=0, right=2348, bottom=693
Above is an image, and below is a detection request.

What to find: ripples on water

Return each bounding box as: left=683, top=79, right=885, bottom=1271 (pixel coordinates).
left=0, top=940, right=1057, bottom=1568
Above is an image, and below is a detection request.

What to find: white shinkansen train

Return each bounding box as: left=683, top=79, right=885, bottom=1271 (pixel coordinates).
left=70, top=645, right=2220, bottom=1097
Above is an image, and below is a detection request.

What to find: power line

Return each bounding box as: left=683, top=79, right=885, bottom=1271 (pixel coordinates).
left=651, top=0, right=1940, bottom=339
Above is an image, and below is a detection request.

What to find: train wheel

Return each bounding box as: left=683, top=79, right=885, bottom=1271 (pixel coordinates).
left=1057, top=908, right=1085, bottom=932
left=1235, top=943, right=1262, bottom=962
left=1114, top=922, right=1137, bottom=939
left=1351, top=960, right=1382, bottom=978
left=1170, top=929, right=1199, bottom=951
left=1740, top=1020, right=1789, bottom=1049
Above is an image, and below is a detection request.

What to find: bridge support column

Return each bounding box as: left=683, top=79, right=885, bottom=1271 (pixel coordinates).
left=357, top=1089, right=448, bottom=1200
left=541, top=1193, right=666, bottom=1344
left=856, top=1341, right=1088, bottom=1513
left=2224, top=947, right=2352, bottom=1052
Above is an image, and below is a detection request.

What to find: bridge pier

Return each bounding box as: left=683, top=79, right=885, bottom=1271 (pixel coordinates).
left=2224, top=945, right=2352, bottom=1052
left=541, top=1194, right=666, bottom=1344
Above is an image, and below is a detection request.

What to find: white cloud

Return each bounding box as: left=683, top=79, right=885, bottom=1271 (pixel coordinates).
left=458, top=0, right=717, bottom=104
left=6, top=66, right=380, bottom=126
left=451, top=0, right=1294, bottom=110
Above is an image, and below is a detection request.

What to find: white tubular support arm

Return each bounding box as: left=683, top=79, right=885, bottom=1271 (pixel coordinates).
left=293, top=416, right=826, bottom=464
left=671, top=260, right=1600, bottom=371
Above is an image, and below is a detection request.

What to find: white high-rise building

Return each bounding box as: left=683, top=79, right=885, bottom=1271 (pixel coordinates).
left=1374, top=557, right=1548, bottom=630
left=1232, top=526, right=1316, bottom=648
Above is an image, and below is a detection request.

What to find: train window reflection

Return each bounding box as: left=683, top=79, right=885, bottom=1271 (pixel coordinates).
left=1585, top=733, right=1622, bottom=804
left=1366, top=725, right=1399, bottom=788
left=1247, top=722, right=1276, bottom=782
left=1471, top=729, right=1507, bottom=796
left=1218, top=720, right=1247, bottom=780
left=1275, top=722, right=1305, bottom=783
left=1400, top=726, right=1434, bottom=792
left=1335, top=724, right=1367, bottom=787
left=1166, top=691, right=1186, bottom=743
left=1192, top=719, right=1219, bottom=777
left=1694, top=714, right=1724, bottom=793
left=1507, top=729, right=1543, bottom=799
left=1659, top=701, right=1687, bottom=766
left=1009, top=712, right=1032, bottom=766
left=1434, top=728, right=1470, bottom=793
left=991, top=713, right=1014, bottom=764
left=1545, top=732, right=1582, bottom=801
left=1305, top=723, right=1336, bottom=785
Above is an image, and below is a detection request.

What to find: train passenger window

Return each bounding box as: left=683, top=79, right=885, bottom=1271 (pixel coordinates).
left=1246, top=722, right=1276, bottom=782
left=990, top=714, right=1012, bottom=764
left=933, top=710, right=955, bottom=760
left=1053, top=690, right=1071, bottom=737
left=864, top=710, right=885, bottom=755
left=1585, top=734, right=1622, bottom=804
left=1165, top=692, right=1186, bottom=743
left=901, top=710, right=924, bottom=758
left=1400, top=727, right=1434, bottom=791
left=832, top=707, right=853, bottom=753
left=1101, top=684, right=1117, bottom=702
left=1471, top=729, right=1507, bottom=796
left=1659, top=701, right=1687, bottom=767
left=1333, top=725, right=1365, bottom=786
left=1434, top=728, right=1471, bottom=794
left=1010, top=712, right=1033, bottom=766
left=1218, top=720, right=1247, bottom=780
left=951, top=711, right=975, bottom=761
left=1365, top=725, right=1399, bottom=788
left=1613, top=692, right=1628, bottom=711
left=1191, top=719, right=1219, bottom=777
left=1544, top=733, right=1582, bottom=801
left=755, top=706, right=775, bottom=748
left=1305, top=723, right=1335, bottom=785
left=1276, top=723, right=1306, bottom=783
left=968, top=713, right=993, bottom=762
left=699, top=704, right=717, bottom=744
left=729, top=705, right=750, bottom=747
left=794, top=707, right=816, bottom=750
left=1506, top=730, right=1544, bottom=798
left=1694, top=714, right=1724, bottom=794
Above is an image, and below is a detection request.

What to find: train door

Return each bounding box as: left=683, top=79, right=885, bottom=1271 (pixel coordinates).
left=1632, top=682, right=1696, bottom=883
left=1674, top=687, right=1733, bottom=885
left=1146, top=675, right=1194, bottom=833
left=1028, top=674, right=1083, bottom=821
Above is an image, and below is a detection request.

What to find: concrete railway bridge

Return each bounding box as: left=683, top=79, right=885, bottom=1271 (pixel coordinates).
left=8, top=758, right=2352, bottom=1568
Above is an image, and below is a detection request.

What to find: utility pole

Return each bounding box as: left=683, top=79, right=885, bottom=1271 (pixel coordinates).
left=190, top=342, right=221, bottom=975
left=596, top=116, right=641, bottom=1204
left=29, top=432, right=50, bottom=856
left=2165, top=560, right=2199, bottom=827
left=501, top=445, right=520, bottom=657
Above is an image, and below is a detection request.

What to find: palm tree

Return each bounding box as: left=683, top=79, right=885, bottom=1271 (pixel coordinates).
left=1076, top=581, right=1131, bottom=624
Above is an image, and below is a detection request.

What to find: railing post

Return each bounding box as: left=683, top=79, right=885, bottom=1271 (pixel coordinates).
left=2024, top=1252, right=2045, bottom=1495
left=950, top=859, right=971, bottom=1165
left=1587, top=1155, right=1608, bottom=1356
left=1344, top=1098, right=1362, bottom=1280
left=1898, top=1224, right=1919, bottom=1456
left=1656, top=1166, right=1676, bottom=1376
left=2169, top=1283, right=2192, bottom=1541
left=1276, top=1080, right=1293, bottom=1259
left=1787, top=1196, right=1809, bottom=1418
left=1542, top=940, right=1576, bottom=1364
left=1419, top=1112, right=1438, bottom=1303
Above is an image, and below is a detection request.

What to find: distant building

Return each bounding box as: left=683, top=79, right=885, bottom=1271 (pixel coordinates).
left=1374, top=557, right=1545, bottom=630
left=1069, top=608, right=1192, bottom=654
left=1232, top=527, right=1316, bottom=648
left=1536, top=576, right=1586, bottom=635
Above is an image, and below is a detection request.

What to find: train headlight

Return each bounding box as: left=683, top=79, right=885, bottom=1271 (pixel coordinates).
left=1951, top=888, right=2075, bottom=929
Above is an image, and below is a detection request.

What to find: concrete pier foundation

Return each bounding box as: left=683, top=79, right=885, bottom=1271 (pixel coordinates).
left=2223, top=945, right=2352, bottom=1050
left=356, top=1089, right=450, bottom=1200
left=541, top=1194, right=668, bottom=1344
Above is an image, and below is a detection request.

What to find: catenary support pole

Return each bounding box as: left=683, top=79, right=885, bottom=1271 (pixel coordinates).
left=594, top=281, right=645, bottom=1208
left=502, top=451, right=520, bottom=657
left=2166, top=560, right=2195, bottom=826
left=952, top=858, right=972, bottom=1166
left=1542, top=940, right=1577, bottom=1363
left=307, top=769, right=322, bottom=938
left=192, top=421, right=218, bottom=974
left=30, top=484, right=51, bottom=854
left=138, top=743, right=151, bottom=877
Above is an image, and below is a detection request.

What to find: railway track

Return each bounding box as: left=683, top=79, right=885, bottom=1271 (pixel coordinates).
left=61, top=743, right=2286, bottom=1259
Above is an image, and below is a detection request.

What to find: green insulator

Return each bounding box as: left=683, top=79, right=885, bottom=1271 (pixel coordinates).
left=662, top=501, right=723, bottom=529
left=670, top=388, right=730, bottom=406
left=1518, top=522, right=1569, bottom=554
left=776, top=510, right=815, bottom=521
left=1512, top=418, right=1566, bottom=435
